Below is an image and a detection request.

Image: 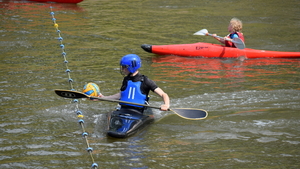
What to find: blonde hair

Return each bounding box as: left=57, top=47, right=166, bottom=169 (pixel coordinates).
left=230, top=18, right=243, bottom=32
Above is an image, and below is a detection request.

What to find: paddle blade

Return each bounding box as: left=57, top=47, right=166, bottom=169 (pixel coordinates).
left=193, top=29, right=208, bottom=36
left=170, top=108, right=208, bottom=120
left=54, top=89, right=90, bottom=99
left=232, top=37, right=245, bottom=49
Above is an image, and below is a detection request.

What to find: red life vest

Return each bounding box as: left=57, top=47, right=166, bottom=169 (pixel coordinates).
left=225, top=32, right=245, bottom=48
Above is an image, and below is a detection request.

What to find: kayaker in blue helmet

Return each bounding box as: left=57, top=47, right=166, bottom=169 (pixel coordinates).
left=98, top=54, right=170, bottom=112
left=213, top=17, right=245, bottom=48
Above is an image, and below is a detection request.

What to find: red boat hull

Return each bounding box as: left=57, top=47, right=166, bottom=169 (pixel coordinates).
left=141, top=43, right=300, bottom=58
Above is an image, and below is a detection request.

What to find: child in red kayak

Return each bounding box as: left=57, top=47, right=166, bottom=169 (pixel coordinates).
left=213, top=17, right=245, bottom=48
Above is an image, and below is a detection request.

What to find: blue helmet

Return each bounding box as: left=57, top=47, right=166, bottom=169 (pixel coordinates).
left=120, top=54, right=142, bottom=73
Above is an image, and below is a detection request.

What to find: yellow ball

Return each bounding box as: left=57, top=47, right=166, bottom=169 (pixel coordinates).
left=82, top=82, right=100, bottom=97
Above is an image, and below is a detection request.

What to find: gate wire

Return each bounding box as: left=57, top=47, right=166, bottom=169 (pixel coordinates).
left=50, top=7, right=98, bottom=169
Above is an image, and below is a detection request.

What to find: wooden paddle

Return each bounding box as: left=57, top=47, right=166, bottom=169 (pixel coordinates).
left=54, top=89, right=208, bottom=120
left=193, top=29, right=245, bottom=49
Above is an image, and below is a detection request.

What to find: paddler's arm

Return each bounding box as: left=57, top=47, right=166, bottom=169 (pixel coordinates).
left=212, top=34, right=225, bottom=44
left=98, top=92, right=121, bottom=100
left=154, top=87, right=170, bottom=111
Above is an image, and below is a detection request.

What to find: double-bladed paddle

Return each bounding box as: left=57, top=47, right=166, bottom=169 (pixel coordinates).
left=54, top=89, right=208, bottom=120
left=193, top=29, right=245, bottom=50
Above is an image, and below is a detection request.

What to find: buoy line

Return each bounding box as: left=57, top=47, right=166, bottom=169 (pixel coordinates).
left=50, top=7, right=98, bottom=169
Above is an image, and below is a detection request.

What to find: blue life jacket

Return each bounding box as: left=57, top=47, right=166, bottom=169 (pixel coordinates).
left=120, top=80, right=147, bottom=108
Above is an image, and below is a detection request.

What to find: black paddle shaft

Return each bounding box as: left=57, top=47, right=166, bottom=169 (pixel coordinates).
left=54, top=89, right=161, bottom=109
left=54, top=89, right=208, bottom=120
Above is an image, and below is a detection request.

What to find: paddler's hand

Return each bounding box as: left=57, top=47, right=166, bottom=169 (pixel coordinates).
left=160, top=104, right=169, bottom=111
left=89, top=93, right=103, bottom=101
left=212, top=34, right=220, bottom=41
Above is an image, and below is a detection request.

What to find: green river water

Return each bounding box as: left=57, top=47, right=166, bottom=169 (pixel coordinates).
left=0, top=0, right=299, bottom=168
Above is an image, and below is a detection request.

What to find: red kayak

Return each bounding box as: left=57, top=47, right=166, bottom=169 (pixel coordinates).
left=29, top=0, right=83, bottom=3
left=141, top=43, right=300, bottom=58
left=1, top=1, right=84, bottom=10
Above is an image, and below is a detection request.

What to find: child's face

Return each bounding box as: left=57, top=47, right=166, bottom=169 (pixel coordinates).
left=121, top=66, right=130, bottom=76
left=227, top=23, right=233, bottom=32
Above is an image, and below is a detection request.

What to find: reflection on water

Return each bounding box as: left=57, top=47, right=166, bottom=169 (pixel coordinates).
left=0, top=0, right=300, bottom=168
left=152, top=55, right=300, bottom=80
left=151, top=55, right=300, bottom=94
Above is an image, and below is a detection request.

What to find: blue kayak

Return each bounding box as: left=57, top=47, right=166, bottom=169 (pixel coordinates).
left=106, top=107, right=154, bottom=138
